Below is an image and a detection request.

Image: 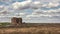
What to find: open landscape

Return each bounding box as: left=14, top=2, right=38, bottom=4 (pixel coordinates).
left=0, top=0, right=60, bottom=34
left=0, top=23, right=60, bottom=34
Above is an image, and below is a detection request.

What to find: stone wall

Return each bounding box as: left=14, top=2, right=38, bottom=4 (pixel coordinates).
left=11, top=17, right=22, bottom=25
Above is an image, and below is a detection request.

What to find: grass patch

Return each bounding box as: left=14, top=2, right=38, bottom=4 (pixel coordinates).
left=0, top=22, right=10, bottom=26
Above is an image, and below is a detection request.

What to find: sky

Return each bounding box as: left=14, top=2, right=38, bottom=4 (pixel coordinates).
left=0, top=0, right=60, bottom=23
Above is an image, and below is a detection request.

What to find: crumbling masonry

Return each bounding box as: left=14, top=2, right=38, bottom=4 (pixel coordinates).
left=11, top=17, right=22, bottom=25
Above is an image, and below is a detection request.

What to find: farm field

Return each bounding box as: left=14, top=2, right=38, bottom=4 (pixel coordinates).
left=0, top=23, right=60, bottom=34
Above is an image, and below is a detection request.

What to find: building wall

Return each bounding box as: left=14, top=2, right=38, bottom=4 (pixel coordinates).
left=11, top=17, right=22, bottom=25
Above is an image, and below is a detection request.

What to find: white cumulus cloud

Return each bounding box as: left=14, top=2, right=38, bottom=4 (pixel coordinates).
left=12, top=0, right=31, bottom=10
left=47, top=2, right=59, bottom=8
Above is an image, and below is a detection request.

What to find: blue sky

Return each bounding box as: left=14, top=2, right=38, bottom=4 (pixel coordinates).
left=0, top=0, right=60, bottom=23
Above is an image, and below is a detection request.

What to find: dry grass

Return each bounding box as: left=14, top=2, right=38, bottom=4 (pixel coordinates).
left=0, top=27, right=60, bottom=34
left=0, top=23, right=60, bottom=34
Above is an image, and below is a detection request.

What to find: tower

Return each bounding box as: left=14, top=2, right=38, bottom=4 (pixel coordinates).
left=11, top=17, right=22, bottom=25
left=11, top=11, right=22, bottom=26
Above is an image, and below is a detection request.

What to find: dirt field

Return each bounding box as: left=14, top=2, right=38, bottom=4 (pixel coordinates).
left=0, top=23, right=60, bottom=34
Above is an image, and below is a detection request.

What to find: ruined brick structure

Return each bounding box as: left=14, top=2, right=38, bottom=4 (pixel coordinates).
left=11, top=17, right=22, bottom=25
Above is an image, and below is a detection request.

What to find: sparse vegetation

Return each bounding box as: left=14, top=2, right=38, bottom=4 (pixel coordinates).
left=0, top=26, right=60, bottom=34
left=0, top=23, right=60, bottom=34
left=0, top=22, right=10, bottom=26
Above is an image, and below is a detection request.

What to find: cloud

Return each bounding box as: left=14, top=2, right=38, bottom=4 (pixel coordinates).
left=15, top=12, right=26, bottom=16
left=31, top=1, right=42, bottom=9
left=12, top=0, right=31, bottom=10
left=33, top=0, right=60, bottom=2
left=12, top=0, right=60, bottom=10
left=0, top=5, right=4, bottom=11
left=0, top=0, right=11, bottom=2
left=12, top=0, right=42, bottom=10
left=0, top=0, right=60, bottom=23
left=0, top=5, right=4, bottom=9
left=26, top=8, right=60, bottom=19
left=47, top=2, right=59, bottom=8
left=0, top=5, right=14, bottom=17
